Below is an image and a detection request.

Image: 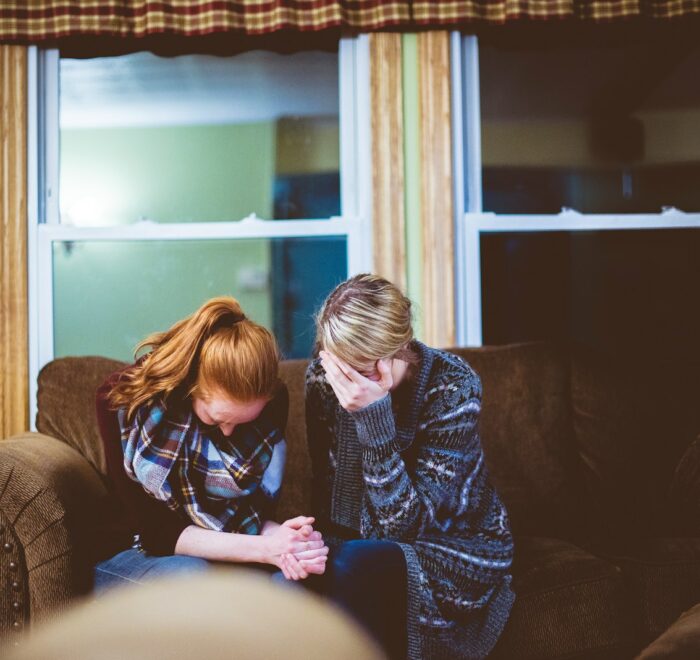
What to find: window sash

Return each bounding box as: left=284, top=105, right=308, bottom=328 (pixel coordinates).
left=28, top=36, right=372, bottom=426
left=453, top=34, right=700, bottom=347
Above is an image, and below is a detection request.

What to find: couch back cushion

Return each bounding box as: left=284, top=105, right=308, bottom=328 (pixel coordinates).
left=451, top=343, right=585, bottom=538
left=36, top=345, right=585, bottom=535
left=275, top=359, right=313, bottom=521
left=571, top=345, right=700, bottom=537
left=37, top=356, right=127, bottom=476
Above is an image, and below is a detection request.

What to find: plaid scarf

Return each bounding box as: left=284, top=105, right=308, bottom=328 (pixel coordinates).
left=118, top=399, right=285, bottom=535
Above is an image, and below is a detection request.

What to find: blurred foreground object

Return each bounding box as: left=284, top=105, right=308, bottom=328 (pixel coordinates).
left=7, top=569, right=384, bottom=660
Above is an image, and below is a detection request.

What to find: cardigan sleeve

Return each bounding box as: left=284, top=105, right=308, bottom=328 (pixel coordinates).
left=304, top=361, right=334, bottom=533
left=350, top=367, right=485, bottom=542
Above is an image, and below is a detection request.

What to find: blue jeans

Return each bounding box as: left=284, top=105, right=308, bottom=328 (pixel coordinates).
left=93, top=548, right=286, bottom=594
left=94, top=548, right=212, bottom=593
left=305, top=539, right=407, bottom=660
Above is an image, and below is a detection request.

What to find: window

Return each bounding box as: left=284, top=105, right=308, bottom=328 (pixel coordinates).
left=29, top=40, right=371, bottom=421
left=453, top=33, right=700, bottom=353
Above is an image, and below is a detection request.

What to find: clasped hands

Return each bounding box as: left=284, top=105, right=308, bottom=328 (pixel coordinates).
left=264, top=354, right=393, bottom=580
left=262, top=516, right=328, bottom=581
left=319, top=350, right=393, bottom=412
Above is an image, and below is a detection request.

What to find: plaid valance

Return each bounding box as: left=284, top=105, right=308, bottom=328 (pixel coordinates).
left=1, top=1, right=700, bottom=43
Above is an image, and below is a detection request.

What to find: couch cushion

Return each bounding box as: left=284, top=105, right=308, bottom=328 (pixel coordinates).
left=37, top=356, right=126, bottom=476
left=571, top=345, right=700, bottom=538
left=636, top=602, right=700, bottom=660
left=490, top=537, right=636, bottom=660
left=451, top=343, right=587, bottom=539
left=275, top=359, right=313, bottom=522
left=596, top=538, right=700, bottom=645
left=668, top=434, right=700, bottom=536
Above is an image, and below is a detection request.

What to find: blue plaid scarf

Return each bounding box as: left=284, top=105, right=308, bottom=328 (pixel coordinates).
left=118, top=399, right=285, bottom=535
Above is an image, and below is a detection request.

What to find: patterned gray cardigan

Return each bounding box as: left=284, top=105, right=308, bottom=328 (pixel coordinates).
left=304, top=341, right=515, bottom=660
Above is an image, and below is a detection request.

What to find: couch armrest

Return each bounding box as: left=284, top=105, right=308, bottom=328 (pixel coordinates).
left=0, top=433, right=109, bottom=643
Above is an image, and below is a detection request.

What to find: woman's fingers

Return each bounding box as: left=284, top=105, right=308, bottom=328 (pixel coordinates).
left=285, top=553, right=308, bottom=580
left=320, top=354, right=358, bottom=402
left=328, top=381, right=349, bottom=408
left=376, top=358, right=394, bottom=390
left=283, top=554, right=301, bottom=580
left=300, top=557, right=327, bottom=575
left=291, top=538, right=325, bottom=554
left=320, top=351, right=350, bottom=381
left=293, top=545, right=329, bottom=561
left=323, top=351, right=355, bottom=380
left=280, top=555, right=293, bottom=580
left=297, top=526, right=322, bottom=541
left=282, top=516, right=315, bottom=529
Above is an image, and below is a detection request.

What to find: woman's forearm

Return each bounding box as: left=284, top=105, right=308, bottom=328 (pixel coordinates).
left=174, top=525, right=269, bottom=564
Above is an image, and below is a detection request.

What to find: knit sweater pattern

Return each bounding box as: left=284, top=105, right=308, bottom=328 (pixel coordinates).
left=305, top=342, right=515, bottom=660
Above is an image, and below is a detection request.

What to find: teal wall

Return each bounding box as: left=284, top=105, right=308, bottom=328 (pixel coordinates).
left=53, top=239, right=272, bottom=360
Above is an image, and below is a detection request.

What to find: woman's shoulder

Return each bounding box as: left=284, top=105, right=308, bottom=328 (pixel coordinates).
left=422, top=347, right=482, bottom=405
left=304, top=358, right=337, bottom=412
left=305, top=357, right=330, bottom=389
left=96, top=356, right=146, bottom=398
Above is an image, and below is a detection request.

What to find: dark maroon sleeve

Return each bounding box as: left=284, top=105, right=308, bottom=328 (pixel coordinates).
left=260, top=381, right=289, bottom=433
left=96, top=370, right=189, bottom=556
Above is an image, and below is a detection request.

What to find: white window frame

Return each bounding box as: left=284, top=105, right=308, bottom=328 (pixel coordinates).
left=27, top=36, right=372, bottom=426
left=451, top=33, right=700, bottom=347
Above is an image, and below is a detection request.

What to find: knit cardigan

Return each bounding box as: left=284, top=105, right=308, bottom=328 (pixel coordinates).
left=305, top=342, right=515, bottom=660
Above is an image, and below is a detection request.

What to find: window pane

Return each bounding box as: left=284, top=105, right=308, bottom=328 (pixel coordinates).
left=59, top=51, right=339, bottom=225
left=480, top=229, right=700, bottom=360
left=479, top=39, right=700, bottom=214
left=53, top=237, right=347, bottom=360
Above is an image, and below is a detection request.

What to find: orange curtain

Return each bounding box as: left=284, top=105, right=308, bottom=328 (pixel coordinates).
left=0, top=45, right=29, bottom=436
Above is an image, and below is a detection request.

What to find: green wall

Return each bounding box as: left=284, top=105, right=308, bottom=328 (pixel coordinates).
left=53, top=239, right=272, bottom=360
left=55, top=122, right=276, bottom=360
left=60, top=123, right=276, bottom=225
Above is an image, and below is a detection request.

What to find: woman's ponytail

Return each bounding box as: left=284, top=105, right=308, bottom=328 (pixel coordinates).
left=109, top=297, right=279, bottom=419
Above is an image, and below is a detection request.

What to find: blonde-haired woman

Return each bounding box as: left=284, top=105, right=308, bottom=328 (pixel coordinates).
left=94, top=297, right=327, bottom=589
left=305, top=275, right=514, bottom=660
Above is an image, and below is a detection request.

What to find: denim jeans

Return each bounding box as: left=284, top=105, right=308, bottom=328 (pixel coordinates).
left=93, top=548, right=212, bottom=593
left=94, top=546, right=288, bottom=593
left=306, top=539, right=407, bottom=660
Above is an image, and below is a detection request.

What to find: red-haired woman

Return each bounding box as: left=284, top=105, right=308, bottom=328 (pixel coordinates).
left=94, top=297, right=326, bottom=589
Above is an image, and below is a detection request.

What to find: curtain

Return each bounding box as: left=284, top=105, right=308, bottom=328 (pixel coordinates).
left=0, top=45, right=29, bottom=436
left=1, top=1, right=699, bottom=44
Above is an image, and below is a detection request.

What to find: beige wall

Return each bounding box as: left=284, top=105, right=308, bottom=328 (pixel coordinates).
left=483, top=110, right=700, bottom=167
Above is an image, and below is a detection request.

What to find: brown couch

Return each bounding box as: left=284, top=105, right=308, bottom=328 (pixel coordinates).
left=1, top=342, right=699, bottom=658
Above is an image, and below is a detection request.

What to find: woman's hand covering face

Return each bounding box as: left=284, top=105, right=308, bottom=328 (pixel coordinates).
left=319, top=351, right=393, bottom=412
